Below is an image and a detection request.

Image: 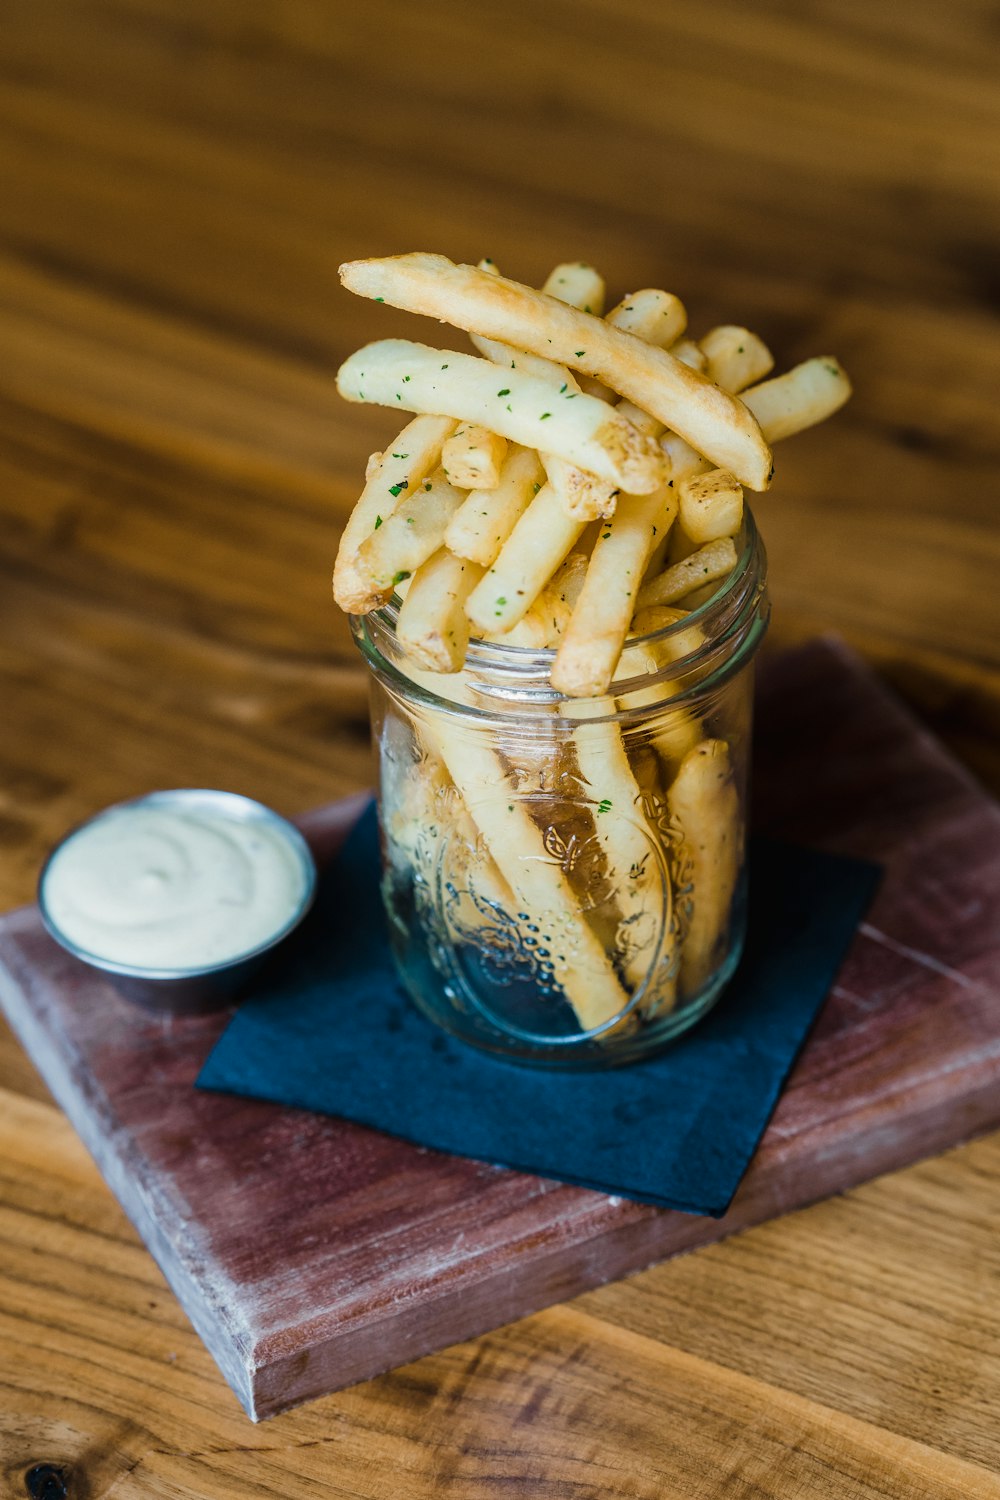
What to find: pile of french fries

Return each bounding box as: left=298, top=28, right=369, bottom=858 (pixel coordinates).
left=334, top=254, right=851, bottom=1043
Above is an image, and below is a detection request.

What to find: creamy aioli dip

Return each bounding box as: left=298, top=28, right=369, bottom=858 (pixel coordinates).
left=41, top=797, right=312, bottom=971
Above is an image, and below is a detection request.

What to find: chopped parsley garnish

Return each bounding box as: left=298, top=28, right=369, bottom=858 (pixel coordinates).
left=539, top=412, right=551, bottom=421
left=441, top=363, right=449, bottom=370
left=597, top=799, right=612, bottom=814
left=559, top=383, right=567, bottom=393
left=532, top=482, right=541, bottom=494
left=374, top=515, right=383, bottom=529
left=392, top=570, right=411, bottom=586
left=388, top=479, right=408, bottom=497
left=375, top=296, right=384, bottom=303
left=825, top=363, right=839, bottom=376
left=402, top=374, right=411, bottom=382
left=391, top=452, right=408, bottom=459
left=575, top=350, right=585, bottom=357
left=498, top=388, right=510, bottom=397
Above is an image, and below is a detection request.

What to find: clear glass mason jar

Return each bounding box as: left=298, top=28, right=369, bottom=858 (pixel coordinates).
left=351, top=512, right=769, bottom=1068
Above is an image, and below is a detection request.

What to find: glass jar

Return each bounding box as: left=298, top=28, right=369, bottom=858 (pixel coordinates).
left=351, top=512, right=769, bottom=1068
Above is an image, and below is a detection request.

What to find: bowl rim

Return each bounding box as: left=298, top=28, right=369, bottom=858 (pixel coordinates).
left=37, top=787, right=318, bottom=980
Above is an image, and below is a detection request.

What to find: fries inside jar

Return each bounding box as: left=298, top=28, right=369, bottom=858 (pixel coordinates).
left=335, top=254, right=851, bottom=1066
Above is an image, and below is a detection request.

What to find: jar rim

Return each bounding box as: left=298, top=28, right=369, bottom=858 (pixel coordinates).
left=352, top=508, right=769, bottom=726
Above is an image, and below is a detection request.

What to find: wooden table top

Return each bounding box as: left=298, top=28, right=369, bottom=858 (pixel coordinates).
left=2, top=1, right=999, bottom=1494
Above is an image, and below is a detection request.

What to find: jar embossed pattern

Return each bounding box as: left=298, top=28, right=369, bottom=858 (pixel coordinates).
left=353, top=514, right=769, bottom=1067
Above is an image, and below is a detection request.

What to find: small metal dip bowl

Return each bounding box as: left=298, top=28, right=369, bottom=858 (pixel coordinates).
left=37, top=788, right=318, bottom=1016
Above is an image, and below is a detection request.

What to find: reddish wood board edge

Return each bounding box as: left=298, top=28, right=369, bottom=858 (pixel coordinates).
left=2, top=639, right=999, bottom=1420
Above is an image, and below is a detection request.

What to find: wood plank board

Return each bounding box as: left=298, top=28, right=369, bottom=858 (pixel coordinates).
left=1, top=638, right=998, bottom=1422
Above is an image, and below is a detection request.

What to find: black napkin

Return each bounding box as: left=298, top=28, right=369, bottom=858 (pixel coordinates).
left=198, top=802, right=879, bottom=1217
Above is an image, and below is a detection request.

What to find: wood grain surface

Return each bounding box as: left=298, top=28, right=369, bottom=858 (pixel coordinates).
left=1, top=0, right=998, bottom=1494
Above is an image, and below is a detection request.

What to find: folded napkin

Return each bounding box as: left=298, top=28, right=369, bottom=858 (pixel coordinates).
left=198, top=802, right=879, bottom=1216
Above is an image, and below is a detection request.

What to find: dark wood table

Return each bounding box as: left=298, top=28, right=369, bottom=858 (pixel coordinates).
left=2, top=2, right=999, bottom=1494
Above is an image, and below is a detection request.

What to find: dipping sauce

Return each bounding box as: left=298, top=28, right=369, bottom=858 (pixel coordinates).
left=40, top=792, right=314, bottom=972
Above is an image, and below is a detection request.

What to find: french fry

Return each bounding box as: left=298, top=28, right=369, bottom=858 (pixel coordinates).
left=442, top=422, right=507, bottom=489
left=384, top=728, right=515, bottom=919
left=741, top=356, right=852, bottom=441
left=542, top=264, right=614, bottom=405
left=660, top=430, right=711, bottom=485
left=551, top=486, right=677, bottom=697
left=465, top=482, right=585, bottom=634
left=667, top=739, right=742, bottom=998
left=635, top=537, right=738, bottom=611
left=541, top=261, right=606, bottom=315
left=542, top=454, right=619, bottom=521
left=356, top=469, right=467, bottom=593
left=333, top=413, right=457, bottom=613
left=630, top=605, right=705, bottom=664
left=677, top=468, right=744, bottom=544
left=605, top=288, right=687, bottom=348
left=538, top=266, right=619, bottom=514
left=396, top=548, right=485, bottom=671
left=406, top=673, right=633, bottom=1032
left=613, top=640, right=702, bottom=765
left=698, top=325, right=774, bottom=393
left=477, top=263, right=621, bottom=520
left=615, top=398, right=663, bottom=438
left=337, top=339, right=665, bottom=494
left=670, top=338, right=709, bottom=373
left=339, top=256, right=773, bottom=490
left=486, top=551, right=589, bottom=646
left=444, top=445, right=544, bottom=567
left=562, top=696, right=674, bottom=999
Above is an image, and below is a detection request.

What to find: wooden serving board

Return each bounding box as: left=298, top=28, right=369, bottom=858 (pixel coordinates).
left=2, top=638, right=999, bottom=1422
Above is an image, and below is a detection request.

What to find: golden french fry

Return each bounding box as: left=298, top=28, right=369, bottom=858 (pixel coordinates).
left=487, top=551, right=590, bottom=646
left=396, top=548, right=485, bottom=671
left=630, top=605, right=706, bottom=664
left=444, top=445, right=544, bottom=567
left=667, top=739, right=742, bottom=998
left=660, top=430, right=711, bottom=484
left=541, top=261, right=606, bottom=315
left=339, top=256, right=773, bottom=490
left=563, top=697, right=674, bottom=999
left=677, top=468, right=744, bottom=544
left=613, top=640, right=702, bottom=765
left=551, top=487, right=677, bottom=698
left=405, top=671, right=632, bottom=1033
left=542, top=455, right=619, bottom=521
left=741, top=356, right=852, bottom=441
left=537, top=265, right=620, bottom=510
left=635, top=536, right=738, bottom=611
left=384, top=728, right=515, bottom=919
left=441, top=422, right=508, bottom=490
left=465, top=482, right=585, bottom=634
left=698, top=325, right=774, bottom=393
left=337, top=339, right=664, bottom=494
left=356, top=469, right=466, bottom=594
left=670, top=338, right=709, bottom=373
left=333, top=414, right=457, bottom=613
left=606, top=288, right=687, bottom=348
left=548, top=288, right=697, bottom=522
left=615, top=399, right=662, bottom=437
